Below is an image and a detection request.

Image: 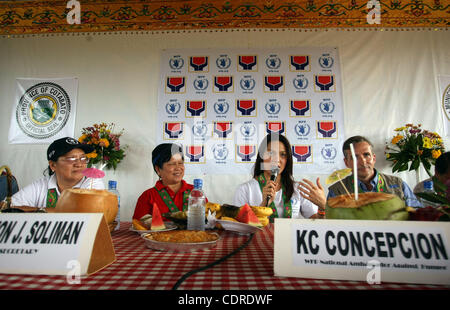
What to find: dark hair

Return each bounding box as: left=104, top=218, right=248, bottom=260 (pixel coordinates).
left=342, top=135, right=374, bottom=158
left=253, top=134, right=294, bottom=202
left=151, top=143, right=184, bottom=173
left=435, top=151, right=450, bottom=175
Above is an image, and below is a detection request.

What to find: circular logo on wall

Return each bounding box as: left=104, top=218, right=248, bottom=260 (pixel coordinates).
left=443, top=84, right=450, bottom=121
left=16, top=82, right=71, bottom=139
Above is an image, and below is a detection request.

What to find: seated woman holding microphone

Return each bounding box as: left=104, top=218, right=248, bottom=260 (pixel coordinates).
left=233, top=134, right=318, bottom=220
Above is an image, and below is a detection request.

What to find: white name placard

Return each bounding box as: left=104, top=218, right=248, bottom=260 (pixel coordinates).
left=0, top=213, right=116, bottom=276
left=274, top=218, right=450, bottom=285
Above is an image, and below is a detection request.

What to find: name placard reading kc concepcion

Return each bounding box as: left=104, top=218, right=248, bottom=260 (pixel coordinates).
left=274, top=219, right=450, bottom=285
left=0, top=213, right=115, bottom=276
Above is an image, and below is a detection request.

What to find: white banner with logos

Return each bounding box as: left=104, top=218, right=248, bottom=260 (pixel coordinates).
left=8, top=77, right=78, bottom=144
left=157, top=48, right=346, bottom=175
left=274, top=218, right=450, bottom=285
left=438, top=75, right=450, bottom=136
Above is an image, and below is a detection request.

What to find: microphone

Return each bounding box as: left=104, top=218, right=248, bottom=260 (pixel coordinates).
left=266, top=167, right=279, bottom=206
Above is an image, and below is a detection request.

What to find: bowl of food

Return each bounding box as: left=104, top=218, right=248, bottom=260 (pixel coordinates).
left=142, top=230, right=220, bottom=252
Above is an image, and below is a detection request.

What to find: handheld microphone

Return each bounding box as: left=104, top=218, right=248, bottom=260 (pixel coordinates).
left=266, top=167, right=279, bottom=206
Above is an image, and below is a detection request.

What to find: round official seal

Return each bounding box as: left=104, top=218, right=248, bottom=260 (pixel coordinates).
left=16, top=82, right=71, bottom=139
left=443, top=84, right=450, bottom=121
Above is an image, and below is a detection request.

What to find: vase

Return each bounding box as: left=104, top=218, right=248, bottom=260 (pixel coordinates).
left=415, top=168, right=421, bottom=184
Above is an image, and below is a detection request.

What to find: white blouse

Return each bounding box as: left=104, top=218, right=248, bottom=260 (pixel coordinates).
left=233, top=178, right=318, bottom=219
left=12, top=174, right=105, bottom=208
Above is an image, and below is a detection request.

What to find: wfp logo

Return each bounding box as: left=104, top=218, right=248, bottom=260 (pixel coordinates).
left=240, top=77, right=255, bottom=91
left=265, top=101, right=280, bottom=115
left=194, top=77, right=209, bottom=91
left=295, top=123, right=311, bottom=137
left=293, top=76, right=308, bottom=90
left=169, top=56, right=184, bottom=70
left=213, top=101, right=229, bottom=115
left=212, top=143, right=229, bottom=161
left=321, top=146, right=337, bottom=160
left=265, top=55, right=281, bottom=70
left=216, top=55, right=231, bottom=70
left=319, top=100, right=335, bottom=114
left=240, top=123, right=256, bottom=138
left=192, top=121, right=207, bottom=138
left=165, top=102, right=181, bottom=115
left=319, top=55, right=334, bottom=69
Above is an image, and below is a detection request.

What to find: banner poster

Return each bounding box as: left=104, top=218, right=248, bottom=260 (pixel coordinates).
left=438, top=75, right=450, bottom=137
left=157, top=48, right=346, bottom=175
left=8, top=78, right=78, bottom=144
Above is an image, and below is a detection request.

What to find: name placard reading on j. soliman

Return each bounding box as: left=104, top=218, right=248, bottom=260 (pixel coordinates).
left=0, top=213, right=115, bottom=276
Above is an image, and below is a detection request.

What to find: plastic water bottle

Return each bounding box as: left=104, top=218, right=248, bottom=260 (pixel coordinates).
left=108, top=180, right=120, bottom=230
left=187, top=179, right=206, bottom=231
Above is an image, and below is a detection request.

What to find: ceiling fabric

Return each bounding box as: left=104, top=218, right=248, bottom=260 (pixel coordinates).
left=0, top=0, right=448, bottom=36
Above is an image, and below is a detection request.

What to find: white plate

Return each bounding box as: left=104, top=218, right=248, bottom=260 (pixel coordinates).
left=130, top=221, right=177, bottom=234
left=217, top=220, right=262, bottom=235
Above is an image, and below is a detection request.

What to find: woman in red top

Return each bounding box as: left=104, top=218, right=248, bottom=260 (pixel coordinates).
left=133, top=143, right=196, bottom=220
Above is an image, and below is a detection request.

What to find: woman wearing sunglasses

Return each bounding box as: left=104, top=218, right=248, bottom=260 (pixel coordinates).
left=11, top=137, right=105, bottom=210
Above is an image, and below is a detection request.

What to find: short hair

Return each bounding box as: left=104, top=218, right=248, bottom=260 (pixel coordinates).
left=435, top=151, right=450, bottom=175
left=342, top=136, right=374, bottom=158
left=151, top=143, right=183, bottom=173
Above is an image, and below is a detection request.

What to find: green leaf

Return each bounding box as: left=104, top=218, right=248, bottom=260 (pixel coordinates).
left=415, top=192, right=448, bottom=204
left=409, top=157, right=420, bottom=171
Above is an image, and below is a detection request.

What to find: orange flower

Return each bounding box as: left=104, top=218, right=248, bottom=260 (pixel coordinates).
left=99, top=138, right=110, bottom=148
left=432, top=150, right=442, bottom=159
left=86, top=152, right=98, bottom=159
left=391, top=135, right=403, bottom=145
left=417, top=150, right=423, bottom=156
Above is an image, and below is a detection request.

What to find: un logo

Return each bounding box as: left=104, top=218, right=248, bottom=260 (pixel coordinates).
left=165, top=102, right=181, bottom=115
left=240, top=77, right=255, bottom=91
left=294, top=123, right=310, bottom=137
left=319, top=101, right=335, bottom=114
left=266, top=56, right=281, bottom=70
left=319, top=55, right=334, bottom=69
left=293, top=76, right=308, bottom=90
left=216, top=56, right=231, bottom=70
left=321, top=146, right=337, bottom=160
left=194, top=77, right=209, bottom=91
left=240, top=123, right=256, bottom=138
left=169, top=57, right=184, bottom=70
left=265, top=102, right=281, bottom=115
left=192, top=121, right=207, bottom=137
left=213, top=101, right=229, bottom=114
left=212, top=143, right=229, bottom=160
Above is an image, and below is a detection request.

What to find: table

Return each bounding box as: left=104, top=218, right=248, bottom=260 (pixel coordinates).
left=0, top=222, right=448, bottom=291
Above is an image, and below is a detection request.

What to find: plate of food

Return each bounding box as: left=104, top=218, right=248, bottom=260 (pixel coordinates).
left=131, top=215, right=178, bottom=234
left=141, top=230, right=220, bottom=252
left=217, top=219, right=262, bottom=235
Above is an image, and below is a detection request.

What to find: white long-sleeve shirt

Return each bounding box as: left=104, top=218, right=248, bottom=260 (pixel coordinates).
left=12, top=174, right=105, bottom=208
left=233, top=178, right=318, bottom=219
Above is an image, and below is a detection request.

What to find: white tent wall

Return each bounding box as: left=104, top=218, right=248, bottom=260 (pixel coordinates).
left=1, top=29, right=449, bottom=221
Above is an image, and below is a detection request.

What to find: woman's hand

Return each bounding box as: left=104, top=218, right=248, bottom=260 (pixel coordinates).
left=262, top=180, right=278, bottom=206
left=298, top=178, right=327, bottom=210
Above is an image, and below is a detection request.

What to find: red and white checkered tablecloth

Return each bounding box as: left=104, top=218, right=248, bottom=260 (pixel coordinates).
left=0, top=222, right=448, bottom=290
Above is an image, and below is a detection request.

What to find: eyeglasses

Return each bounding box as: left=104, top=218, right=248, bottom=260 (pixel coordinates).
left=60, top=156, right=88, bottom=164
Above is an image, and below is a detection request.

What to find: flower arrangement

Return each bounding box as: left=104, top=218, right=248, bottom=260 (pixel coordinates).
left=385, top=123, right=445, bottom=178
left=78, top=123, right=127, bottom=170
